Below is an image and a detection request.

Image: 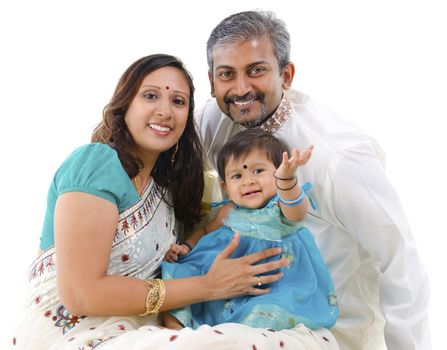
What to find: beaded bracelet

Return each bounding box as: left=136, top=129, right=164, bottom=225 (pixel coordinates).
left=139, top=278, right=166, bottom=316
left=278, top=188, right=306, bottom=207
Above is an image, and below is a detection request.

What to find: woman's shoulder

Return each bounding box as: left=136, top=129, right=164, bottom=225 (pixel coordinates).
left=58, top=143, right=121, bottom=175
left=64, top=142, right=118, bottom=162
left=53, top=143, right=136, bottom=210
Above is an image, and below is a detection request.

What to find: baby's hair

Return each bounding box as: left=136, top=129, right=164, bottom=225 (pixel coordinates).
left=217, top=129, right=288, bottom=181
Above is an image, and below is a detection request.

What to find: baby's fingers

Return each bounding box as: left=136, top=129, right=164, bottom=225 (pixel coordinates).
left=301, top=145, right=314, bottom=163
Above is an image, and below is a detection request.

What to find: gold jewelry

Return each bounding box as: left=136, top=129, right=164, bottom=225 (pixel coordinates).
left=257, top=276, right=262, bottom=286
left=139, top=279, right=166, bottom=316
left=171, top=142, right=179, bottom=166
left=132, top=175, right=150, bottom=195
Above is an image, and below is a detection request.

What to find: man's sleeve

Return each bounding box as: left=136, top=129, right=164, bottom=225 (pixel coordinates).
left=329, top=144, right=430, bottom=349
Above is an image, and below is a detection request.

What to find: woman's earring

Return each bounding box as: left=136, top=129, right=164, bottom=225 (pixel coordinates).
left=171, top=142, right=179, bottom=167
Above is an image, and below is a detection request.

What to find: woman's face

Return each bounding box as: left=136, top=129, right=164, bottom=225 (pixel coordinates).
left=125, top=66, right=190, bottom=162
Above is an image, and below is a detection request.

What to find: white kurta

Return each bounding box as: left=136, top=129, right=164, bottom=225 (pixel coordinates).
left=195, top=90, right=430, bottom=350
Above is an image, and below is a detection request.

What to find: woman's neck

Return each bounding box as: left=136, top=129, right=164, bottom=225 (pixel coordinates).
left=133, top=152, right=157, bottom=195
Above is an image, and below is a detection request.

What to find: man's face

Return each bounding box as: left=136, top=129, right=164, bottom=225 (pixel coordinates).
left=209, top=38, right=293, bottom=126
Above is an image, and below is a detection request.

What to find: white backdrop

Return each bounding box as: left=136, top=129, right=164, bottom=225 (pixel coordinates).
left=1, top=0, right=445, bottom=348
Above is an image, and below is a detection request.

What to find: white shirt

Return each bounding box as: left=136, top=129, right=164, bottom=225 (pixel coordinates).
left=195, top=90, right=430, bottom=350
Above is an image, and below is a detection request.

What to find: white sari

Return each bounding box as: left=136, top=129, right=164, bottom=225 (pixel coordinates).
left=14, top=182, right=338, bottom=350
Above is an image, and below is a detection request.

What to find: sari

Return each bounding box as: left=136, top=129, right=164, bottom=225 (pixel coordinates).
left=14, top=179, right=338, bottom=350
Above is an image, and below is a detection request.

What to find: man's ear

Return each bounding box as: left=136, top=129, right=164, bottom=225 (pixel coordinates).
left=281, top=62, right=295, bottom=90
left=208, top=71, right=215, bottom=97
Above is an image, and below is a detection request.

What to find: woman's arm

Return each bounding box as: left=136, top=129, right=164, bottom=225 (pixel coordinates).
left=55, top=192, right=287, bottom=316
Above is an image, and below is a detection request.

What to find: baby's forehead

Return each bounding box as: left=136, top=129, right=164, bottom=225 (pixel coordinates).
left=225, top=148, right=274, bottom=168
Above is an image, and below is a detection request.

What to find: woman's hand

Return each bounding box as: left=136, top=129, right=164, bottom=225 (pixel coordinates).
left=204, top=232, right=288, bottom=300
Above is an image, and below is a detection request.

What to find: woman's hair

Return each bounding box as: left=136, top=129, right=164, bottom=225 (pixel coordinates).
left=91, top=54, right=204, bottom=230
left=206, top=10, right=291, bottom=73
left=217, top=129, right=288, bottom=181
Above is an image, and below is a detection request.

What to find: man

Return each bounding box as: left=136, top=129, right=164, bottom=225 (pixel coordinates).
left=195, top=10, right=430, bottom=350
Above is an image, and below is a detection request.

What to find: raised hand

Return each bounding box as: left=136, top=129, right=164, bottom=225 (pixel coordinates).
left=274, top=145, right=314, bottom=179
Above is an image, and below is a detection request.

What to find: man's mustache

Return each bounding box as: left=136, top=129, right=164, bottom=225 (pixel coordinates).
left=224, top=92, right=264, bottom=105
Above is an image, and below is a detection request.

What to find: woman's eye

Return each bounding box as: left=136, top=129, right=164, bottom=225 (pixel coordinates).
left=143, top=92, right=157, bottom=100
left=173, top=98, right=185, bottom=106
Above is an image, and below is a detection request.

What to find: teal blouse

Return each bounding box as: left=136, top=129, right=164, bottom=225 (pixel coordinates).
left=39, top=143, right=139, bottom=250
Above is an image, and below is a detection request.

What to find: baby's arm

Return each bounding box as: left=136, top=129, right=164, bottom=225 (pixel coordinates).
left=164, top=203, right=233, bottom=262
left=275, top=146, right=313, bottom=222
left=186, top=202, right=233, bottom=246
left=162, top=311, right=184, bottom=330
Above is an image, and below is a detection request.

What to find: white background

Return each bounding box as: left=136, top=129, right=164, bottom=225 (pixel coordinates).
left=1, top=0, right=446, bottom=348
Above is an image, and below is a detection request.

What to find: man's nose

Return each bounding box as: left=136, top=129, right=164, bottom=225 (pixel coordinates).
left=234, top=75, right=252, bottom=96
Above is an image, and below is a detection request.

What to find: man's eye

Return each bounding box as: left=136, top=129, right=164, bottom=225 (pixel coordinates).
left=249, top=67, right=266, bottom=76
left=218, top=71, right=234, bottom=80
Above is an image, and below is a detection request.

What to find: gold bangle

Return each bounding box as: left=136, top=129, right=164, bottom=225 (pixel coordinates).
left=139, top=279, right=166, bottom=316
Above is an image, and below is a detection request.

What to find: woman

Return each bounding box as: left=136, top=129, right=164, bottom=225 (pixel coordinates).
left=13, top=54, right=328, bottom=350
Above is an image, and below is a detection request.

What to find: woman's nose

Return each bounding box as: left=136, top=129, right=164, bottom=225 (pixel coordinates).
left=156, top=97, right=172, bottom=118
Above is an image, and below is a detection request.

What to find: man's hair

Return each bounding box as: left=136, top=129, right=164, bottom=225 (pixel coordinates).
left=217, top=129, right=288, bottom=181
left=207, top=10, right=291, bottom=73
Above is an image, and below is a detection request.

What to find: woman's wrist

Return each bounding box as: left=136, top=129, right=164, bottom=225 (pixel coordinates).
left=198, top=274, right=222, bottom=301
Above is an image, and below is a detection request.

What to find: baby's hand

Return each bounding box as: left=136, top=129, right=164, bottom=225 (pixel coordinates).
left=164, top=243, right=190, bottom=262
left=275, top=145, right=314, bottom=178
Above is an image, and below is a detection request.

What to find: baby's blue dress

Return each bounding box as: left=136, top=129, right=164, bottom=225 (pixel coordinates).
left=162, top=195, right=339, bottom=330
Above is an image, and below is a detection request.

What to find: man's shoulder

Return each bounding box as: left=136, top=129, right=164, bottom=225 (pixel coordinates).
left=195, top=98, right=223, bottom=125
left=286, top=90, right=381, bottom=151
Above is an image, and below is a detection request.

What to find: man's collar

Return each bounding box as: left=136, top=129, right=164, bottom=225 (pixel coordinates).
left=237, top=94, right=292, bottom=134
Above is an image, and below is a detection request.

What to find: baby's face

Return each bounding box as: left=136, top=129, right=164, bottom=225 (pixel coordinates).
left=222, top=149, right=277, bottom=209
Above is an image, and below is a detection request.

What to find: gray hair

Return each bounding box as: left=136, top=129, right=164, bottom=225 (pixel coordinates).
left=206, top=11, right=291, bottom=73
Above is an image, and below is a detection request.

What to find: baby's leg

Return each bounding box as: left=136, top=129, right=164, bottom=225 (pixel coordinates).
left=162, top=312, right=184, bottom=330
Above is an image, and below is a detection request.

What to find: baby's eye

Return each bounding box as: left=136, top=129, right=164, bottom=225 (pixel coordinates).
left=231, top=173, right=241, bottom=180
left=253, top=168, right=265, bottom=175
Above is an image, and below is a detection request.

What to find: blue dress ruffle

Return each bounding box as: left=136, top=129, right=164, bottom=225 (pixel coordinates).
left=162, top=196, right=338, bottom=330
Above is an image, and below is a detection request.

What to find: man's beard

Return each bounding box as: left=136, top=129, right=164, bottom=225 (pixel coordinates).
left=224, top=92, right=270, bottom=128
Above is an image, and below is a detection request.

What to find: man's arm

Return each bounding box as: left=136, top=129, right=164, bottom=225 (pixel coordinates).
left=330, top=145, right=430, bottom=349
